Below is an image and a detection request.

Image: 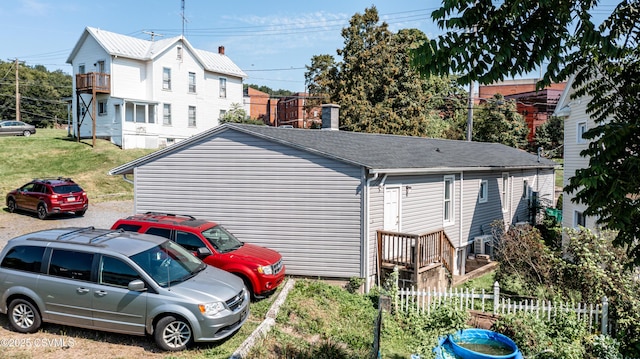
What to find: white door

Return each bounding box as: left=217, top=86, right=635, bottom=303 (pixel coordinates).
left=384, top=187, right=401, bottom=232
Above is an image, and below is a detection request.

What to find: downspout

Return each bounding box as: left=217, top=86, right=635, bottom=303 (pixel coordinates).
left=121, top=174, right=134, bottom=185
left=364, top=171, right=380, bottom=293
left=459, top=171, right=464, bottom=276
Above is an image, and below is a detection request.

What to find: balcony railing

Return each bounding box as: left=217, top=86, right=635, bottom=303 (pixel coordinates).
left=377, top=229, right=455, bottom=276
left=75, top=72, right=110, bottom=93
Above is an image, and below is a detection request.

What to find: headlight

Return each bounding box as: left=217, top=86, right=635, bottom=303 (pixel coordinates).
left=199, top=302, right=225, bottom=316
left=257, top=265, right=273, bottom=275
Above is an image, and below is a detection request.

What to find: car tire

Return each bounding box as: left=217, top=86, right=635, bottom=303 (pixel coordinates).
left=23, top=130, right=31, bottom=137
left=75, top=209, right=86, bottom=217
left=8, top=299, right=42, bottom=333
left=241, top=276, right=256, bottom=301
left=37, top=203, right=48, bottom=220
left=154, top=315, right=192, bottom=351
left=7, top=198, right=16, bottom=213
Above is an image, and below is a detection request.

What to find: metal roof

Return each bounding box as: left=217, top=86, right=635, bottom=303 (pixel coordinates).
left=67, top=27, right=246, bottom=78
left=109, top=123, right=557, bottom=176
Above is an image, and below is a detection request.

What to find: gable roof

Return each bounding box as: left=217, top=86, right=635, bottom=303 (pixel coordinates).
left=109, top=124, right=557, bottom=176
left=66, top=27, right=246, bottom=78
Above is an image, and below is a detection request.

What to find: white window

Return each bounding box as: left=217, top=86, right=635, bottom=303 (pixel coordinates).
left=443, top=175, right=455, bottom=225
left=163, top=67, right=171, bottom=90
left=219, top=109, right=226, bottom=119
left=574, top=211, right=586, bottom=228
left=219, top=78, right=227, bottom=98
left=177, top=46, right=182, bottom=61
left=148, top=104, right=156, bottom=124
left=188, top=106, right=196, bottom=127
left=479, top=180, right=488, bottom=203
left=98, top=100, right=107, bottom=115
left=163, top=104, right=171, bottom=125
left=502, top=173, right=509, bottom=212
left=96, top=60, right=105, bottom=73
left=188, top=72, right=196, bottom=93
left=78, top=64, right=85, bottom=74
left=577, top=121, right=587, bottom=144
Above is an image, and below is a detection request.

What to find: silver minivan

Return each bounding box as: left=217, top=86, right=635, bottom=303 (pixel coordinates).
left=0, top=227, right=249, bottom=351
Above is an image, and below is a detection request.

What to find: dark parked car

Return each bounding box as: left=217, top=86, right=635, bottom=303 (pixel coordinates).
left=0, top=120, right=36, bottom=137
left=6, top=177, right=89, bottom=219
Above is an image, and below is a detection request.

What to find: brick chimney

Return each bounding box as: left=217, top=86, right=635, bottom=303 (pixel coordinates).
left=218, top=46, right=225, bottom=55
left=321, top=104, right=340, bottom=130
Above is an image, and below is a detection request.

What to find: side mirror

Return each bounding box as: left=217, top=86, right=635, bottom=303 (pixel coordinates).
left=197, top=247, right=212, bottom=258
left=128, top=279, right=147, bottom=292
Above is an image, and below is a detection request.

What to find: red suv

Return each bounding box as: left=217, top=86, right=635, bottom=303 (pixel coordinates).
left=6, top=178, right=89, bottom=219
left=112, top=212, right=285, bottom=298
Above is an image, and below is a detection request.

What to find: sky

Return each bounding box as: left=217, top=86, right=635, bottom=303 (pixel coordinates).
left=0, top=0, right=444, bottom=92
left=0, top=0, right=619, bottom=93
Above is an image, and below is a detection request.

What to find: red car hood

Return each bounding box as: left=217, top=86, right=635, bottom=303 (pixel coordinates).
left=225, top=243, right=281, bottom=265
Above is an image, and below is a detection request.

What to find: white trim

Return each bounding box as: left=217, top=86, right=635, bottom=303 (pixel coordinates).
left=443, top=175, right=455, bottom=226
left=383, top=185, right=402, bottom=232
left=577, top=121, right=587, bottom=144
left=479, top=179, right=488, bottom=203
left=501, top=172, right=509, bottom=213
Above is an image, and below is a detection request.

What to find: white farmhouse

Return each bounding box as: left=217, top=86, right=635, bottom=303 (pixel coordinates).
left=66, top=27, right=246, bottom=149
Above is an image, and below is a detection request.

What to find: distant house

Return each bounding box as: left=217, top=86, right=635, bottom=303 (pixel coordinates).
left=66, top=27, right=247, bottom=149
left=245, top=87, right=277, bottom=125
left=554, top=77, right=597, bottom=230
left=109, top=105, right=556, bottom=290
left=276, top=92, right=321, bottom=128
left=479, top=79, right=566, bottom=143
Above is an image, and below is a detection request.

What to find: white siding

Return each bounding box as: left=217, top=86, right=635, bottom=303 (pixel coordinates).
left=133, top=131, right=364, bottom=278
left=562, top=93, right=598, bottom=230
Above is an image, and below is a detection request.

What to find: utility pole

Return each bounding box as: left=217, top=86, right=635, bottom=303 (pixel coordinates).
left=466, top=80, right=474, bottom=141
left=15, top=58, right=20, bottom=121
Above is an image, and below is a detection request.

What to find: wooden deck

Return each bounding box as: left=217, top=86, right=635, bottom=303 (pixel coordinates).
left=377, top=229, right=455, bottom=289
left=75, top=72, right=111, bottom=93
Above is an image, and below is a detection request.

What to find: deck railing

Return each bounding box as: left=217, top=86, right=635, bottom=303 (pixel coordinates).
left=377, top=229, right=455, bottom=276
left=75, top=72, right=111, bottom=93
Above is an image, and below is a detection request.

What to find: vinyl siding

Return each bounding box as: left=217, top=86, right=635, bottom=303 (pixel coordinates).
left=563, top=92, right=598, bottom=230
left=133, top=130, right=363, bottom=278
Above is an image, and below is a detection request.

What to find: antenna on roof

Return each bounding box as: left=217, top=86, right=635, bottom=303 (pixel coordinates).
left=142, top=31, right=164, bottom=41
left=181, top=0, right=188, bottom=37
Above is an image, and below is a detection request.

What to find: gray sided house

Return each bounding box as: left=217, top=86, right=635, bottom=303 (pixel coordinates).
left=110, top=119, right=556, bottom=290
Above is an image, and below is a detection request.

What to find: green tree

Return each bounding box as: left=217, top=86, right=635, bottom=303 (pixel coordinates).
left=534, top=115, right=564, bottom=157
left=305, top=6, right=467, bottom=138
left=219, top=103, right=263, bottom=125
left=0, top=61, right=71, bottom=127
left=412, top=1, right=640, bottom=265
left=244, top=84, right=292, bottom=97
left=474, top=94, right=528, bottom=148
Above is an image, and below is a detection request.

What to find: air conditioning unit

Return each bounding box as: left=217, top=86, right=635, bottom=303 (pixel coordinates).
left=474, top=235, right=494, bottom=255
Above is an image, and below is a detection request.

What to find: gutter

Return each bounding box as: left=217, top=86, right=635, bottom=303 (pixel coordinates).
left=369, top=166, right=555, bottom=176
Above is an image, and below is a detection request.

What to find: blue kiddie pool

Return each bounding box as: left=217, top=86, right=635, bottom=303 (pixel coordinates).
left=433, top=329, right=523, bottom=359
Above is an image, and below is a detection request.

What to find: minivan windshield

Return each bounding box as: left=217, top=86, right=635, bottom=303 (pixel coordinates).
left=201, top=225, right=243, bottom=254
left=130, top=240, right=206, bottom=287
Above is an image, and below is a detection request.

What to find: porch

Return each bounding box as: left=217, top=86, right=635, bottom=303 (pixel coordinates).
left=75, top=72, right=111, bottom=93
left=377, top=229, right=455, bottom=290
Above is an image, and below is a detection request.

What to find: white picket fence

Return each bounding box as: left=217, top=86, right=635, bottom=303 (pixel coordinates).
left=397, top=281, right=609, bottom=334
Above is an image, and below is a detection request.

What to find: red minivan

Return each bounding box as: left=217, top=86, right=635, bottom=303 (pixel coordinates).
left=112, top=212, right=285, bottom=299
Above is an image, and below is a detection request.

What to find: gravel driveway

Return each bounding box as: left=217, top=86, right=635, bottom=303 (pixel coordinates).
left=0, top=200, right=134, bottom=252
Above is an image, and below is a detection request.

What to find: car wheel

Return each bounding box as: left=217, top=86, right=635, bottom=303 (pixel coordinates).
left=241, top=276, right=256, bottom=301
left=37, top=203, right=48, bottom=220
left=154, top=315, right=192, bottom=351
left=75, top=209, right=86, bottom=217
left=23, top=130, right=31, bottom=137
left=8, top=299, right=42, bottom=333
left=7, top=198, right=16, bottom=213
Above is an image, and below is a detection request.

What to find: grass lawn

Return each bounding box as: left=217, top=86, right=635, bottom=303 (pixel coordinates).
left=0, top=129, right=154, bottom=202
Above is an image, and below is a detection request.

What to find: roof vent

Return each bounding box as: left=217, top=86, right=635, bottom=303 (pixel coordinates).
left=218, top=46, right=225, bottom=55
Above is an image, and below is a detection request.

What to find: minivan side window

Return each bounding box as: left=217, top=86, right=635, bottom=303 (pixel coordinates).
left=49, top=249, right=94, bottom=281
left=1, top=245, right=45, bottom=273
left=145, top=227, right=171, bottom=239
left=99, top=256, right=141, bottom=287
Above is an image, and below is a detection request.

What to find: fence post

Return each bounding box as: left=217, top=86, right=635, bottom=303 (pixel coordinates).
left=601, top=296, right=609, bottom=335
left=493, top=281, right=500, bottom=315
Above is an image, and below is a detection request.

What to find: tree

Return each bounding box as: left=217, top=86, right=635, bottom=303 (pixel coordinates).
left=219, top=103, right=263, bottom=125
left=474, top=94, right=528, bottom=149
left=244, top=84, right=293, bottom=97
left=534, top=115, right=564, bottom=158
left=0, top=61, right=71, bottom=127
left=412, top=1, right=640, bottom=265
left=305, top=6, right=467, bottom=138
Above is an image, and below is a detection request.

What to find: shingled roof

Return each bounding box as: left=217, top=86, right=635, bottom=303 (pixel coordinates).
left=109, top=123, right=557, bottom=176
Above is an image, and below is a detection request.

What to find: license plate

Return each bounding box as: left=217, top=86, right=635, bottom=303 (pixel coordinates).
left=67, top=196, right=75, bottom=202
